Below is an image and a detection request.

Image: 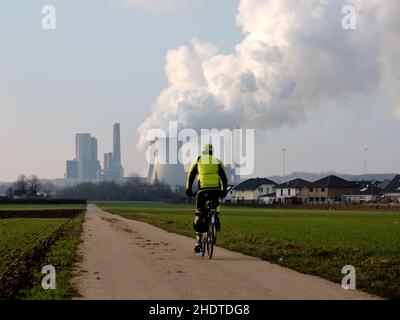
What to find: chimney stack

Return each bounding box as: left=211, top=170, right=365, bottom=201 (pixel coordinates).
left=113, top=123, right=121, bottom=165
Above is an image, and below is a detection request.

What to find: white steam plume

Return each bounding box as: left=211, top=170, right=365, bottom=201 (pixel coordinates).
left=137, top=0, right=400, bottom=151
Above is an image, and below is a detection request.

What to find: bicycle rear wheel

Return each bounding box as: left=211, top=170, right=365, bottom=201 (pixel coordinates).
left=208, top=224, right=215, bottom=260
left=201, top=233, right=207, bottom=256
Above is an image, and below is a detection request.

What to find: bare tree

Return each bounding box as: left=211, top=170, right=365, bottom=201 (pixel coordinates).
left=6, top=187, right=13, bottom=199
left=15, top=175, right=28, bottom=193
left=28, top=175, right=41, bottom=197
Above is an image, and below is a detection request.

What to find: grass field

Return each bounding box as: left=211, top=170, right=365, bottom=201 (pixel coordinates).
left=18, top=214, right=84, bottom=300
left=0, top=205, right=85, bottom=299
left=0, top=218, right=69, bottom=298
left=0, top=204, right=86, bottom=211
left=98, top=202, right=400, bottom=299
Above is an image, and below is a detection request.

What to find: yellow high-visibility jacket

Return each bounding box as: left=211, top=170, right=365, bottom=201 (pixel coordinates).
left=186, top=154, right=228, bottom=192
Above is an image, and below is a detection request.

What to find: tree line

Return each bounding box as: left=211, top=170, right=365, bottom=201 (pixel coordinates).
left=3, top=174, right=186, bottom=202
left=6, top=175, right=44, bottom=198
left=59, top=178, right=185, bottom=202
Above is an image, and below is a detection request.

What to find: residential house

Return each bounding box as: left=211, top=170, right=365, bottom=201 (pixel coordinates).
left=298, top=175, right=357, bottom=204
left=382, top=175, right=400, bottom=203
left=376, top=179, right=391, bottom=190
left=275, top=178, right=310, bottom=204
left=234, top=178, right=277, bottom=202
left=342, top=182, right=383, bottom=204
left=259, top=192, right=277, bottom=204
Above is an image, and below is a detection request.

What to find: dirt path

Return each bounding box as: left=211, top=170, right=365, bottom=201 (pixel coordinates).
left=72, top=204, right=379, bottom=300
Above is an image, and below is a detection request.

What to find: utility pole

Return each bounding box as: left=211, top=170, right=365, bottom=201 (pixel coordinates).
left=283, top=148, right=287, bottom=177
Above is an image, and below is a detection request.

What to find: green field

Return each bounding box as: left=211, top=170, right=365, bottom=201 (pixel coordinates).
left=0, top=204, right=86, bottom=211
left=0, top=204, right=85, bottom=299
left=18, top=215, right=84, bottom=300
left=98, top=202, right=400, bottom=299
left=0, top=218, right=68, bottom=298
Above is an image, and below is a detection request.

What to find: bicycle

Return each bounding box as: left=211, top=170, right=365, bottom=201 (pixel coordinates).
left=199, top=200, right=218, bottom=260
left=188, top=191, right=220, bottom=260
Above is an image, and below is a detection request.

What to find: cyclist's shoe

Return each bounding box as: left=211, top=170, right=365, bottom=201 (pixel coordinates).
left=194, top=244, right=201, bottom=253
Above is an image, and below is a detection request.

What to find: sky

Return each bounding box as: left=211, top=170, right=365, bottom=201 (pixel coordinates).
left=0, top=0, right=399, bottom=181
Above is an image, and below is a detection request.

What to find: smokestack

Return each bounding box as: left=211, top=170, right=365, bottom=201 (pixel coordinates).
left=113, top=123, right=121, bottom=165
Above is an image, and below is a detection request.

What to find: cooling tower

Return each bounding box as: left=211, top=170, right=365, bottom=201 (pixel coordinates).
left=148, top=137, right=186, bottom=187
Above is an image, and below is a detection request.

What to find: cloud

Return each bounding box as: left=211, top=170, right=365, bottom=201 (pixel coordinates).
left=137, top=0, right=400, bottom=151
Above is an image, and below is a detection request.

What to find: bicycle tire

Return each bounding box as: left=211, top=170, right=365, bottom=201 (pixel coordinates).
left=208, top=224, right=215, bottom=260
left=201, top=233, right=207, bottom=256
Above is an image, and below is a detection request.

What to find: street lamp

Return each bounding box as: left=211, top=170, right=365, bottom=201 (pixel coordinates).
left=282, top=148, right=287, bottom=177
left=363, top=147, right=368, bottom=176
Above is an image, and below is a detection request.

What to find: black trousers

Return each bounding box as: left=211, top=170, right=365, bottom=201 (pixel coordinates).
left=195, top=189, right=222, bottom=213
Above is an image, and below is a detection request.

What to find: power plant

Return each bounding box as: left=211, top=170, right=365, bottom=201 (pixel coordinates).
left=146, top=137, right=240, bottom=187
left=102, top=123, right=124, bottom=180
left=65, top=123, right=124, bottom=183
left=147, top=137, right=186, bottom=187
left=64, top=123, right=240, bottom=188
left=65, top=133, right=101, bottom=181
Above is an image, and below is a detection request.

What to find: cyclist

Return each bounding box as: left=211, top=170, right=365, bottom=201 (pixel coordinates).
left=185, top=144, right=228, bottom=252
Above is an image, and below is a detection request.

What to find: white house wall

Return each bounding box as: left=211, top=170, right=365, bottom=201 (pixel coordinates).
left=235, top=184, right=275, bottom=201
